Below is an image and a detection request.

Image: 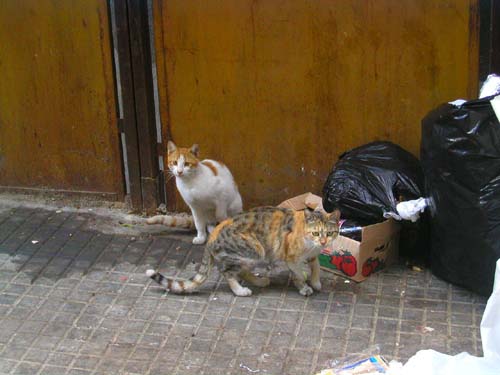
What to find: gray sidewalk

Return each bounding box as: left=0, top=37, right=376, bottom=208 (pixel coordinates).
left=0, top=204, right=487, bottom=375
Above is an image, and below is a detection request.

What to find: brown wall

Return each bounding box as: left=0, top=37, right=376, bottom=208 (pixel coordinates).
left=0, top=0, right=123, bottom=198
left=154, top=0, right=479, bottom=210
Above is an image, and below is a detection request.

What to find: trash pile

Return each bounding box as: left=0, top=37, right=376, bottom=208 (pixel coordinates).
left=322, top=141, right=430, bottom=266
left=309, top=74, right=500, bottom=374
left=290, top=74, right=500, bottom=295
left=280, top=141, right=431, bottom=282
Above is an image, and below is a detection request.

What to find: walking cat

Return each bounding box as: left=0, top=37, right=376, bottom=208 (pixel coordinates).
left=146, top=206, right=340, bottom=296
left=147, top=141, right=243, bottom=244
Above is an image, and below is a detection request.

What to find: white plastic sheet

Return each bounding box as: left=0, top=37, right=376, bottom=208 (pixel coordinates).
left=481, top=259, right=500, bottom=361
left=395, top=259, right=500, bottom=375
left=479, top=74, right=500, bottom=98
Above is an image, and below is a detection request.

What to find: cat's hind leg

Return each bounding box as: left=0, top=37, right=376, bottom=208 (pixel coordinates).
left=240, top=270, right=270, bottom=287
left=224, top=272, right=252, bottom=297
left=228, top=195, right=243, bottom=216
left=215, top=202, right=228, bottom=223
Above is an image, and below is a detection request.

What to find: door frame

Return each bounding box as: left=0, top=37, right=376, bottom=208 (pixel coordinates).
left=109, top=0, right=163, bottom=214
left=479, top=0, right=500, bottom=79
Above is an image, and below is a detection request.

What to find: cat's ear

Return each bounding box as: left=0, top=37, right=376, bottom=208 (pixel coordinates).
left=304, top=207, right=315, bottom=221
left=167, top=141, right=177, bottom=154
left=327, top=209, right=341, bottom=222
left=190, top=144, right=200, bottom=157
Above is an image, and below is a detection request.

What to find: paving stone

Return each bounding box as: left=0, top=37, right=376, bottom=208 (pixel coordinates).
left=0, top=359, right=18, bottom=374
left=10, top=332, right=38, bottom=347
left=39, top=365, right=68, bottom=375
left=24, top=348, right=51, bottom=363
left=0, top=346, right=27, bottom=360
left=32, top=335, right=61, bottom=350
left=12, top=362, right=42, bottom=375
left=57, top=339, right=83, bottom=354
left=72, top=355, right=100, bottom=370
left=47, top=352, right=76, bottom=366
left=67, top=369, right=92, bottom=375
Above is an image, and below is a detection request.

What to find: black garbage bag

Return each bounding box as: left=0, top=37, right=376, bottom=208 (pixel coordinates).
left=421, top=96, right=500, bottom=296
left=322, top=141, right=424, bottom=221
left=322, top=141, right=429, bottom=261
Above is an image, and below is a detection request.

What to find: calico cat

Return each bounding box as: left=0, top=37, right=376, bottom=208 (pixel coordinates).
left=147, top=141, right=243, bottom=244
left=146, top=206, right=340, bottom=296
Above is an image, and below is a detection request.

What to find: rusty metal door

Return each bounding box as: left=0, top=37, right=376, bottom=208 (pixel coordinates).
left=0, top=0, right=123, bottom=199
left=153, top=0, right=480, bottom=210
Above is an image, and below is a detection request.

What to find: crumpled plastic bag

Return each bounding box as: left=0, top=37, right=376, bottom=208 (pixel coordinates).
left=395, top=259, right=500, bottom=375
left=395, top=198, right=428, bottom=223
left=315, top=345, right=391, bottom=375
left=479, top=73, right=500, bottom=98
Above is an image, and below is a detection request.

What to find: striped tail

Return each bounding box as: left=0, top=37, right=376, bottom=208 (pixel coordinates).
left=146, top=248, right=213, bottom=294
left=146, top=214, right=194, bottom=229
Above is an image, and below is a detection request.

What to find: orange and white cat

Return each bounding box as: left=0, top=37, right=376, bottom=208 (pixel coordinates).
left=148, top=141, right=243, bottom=245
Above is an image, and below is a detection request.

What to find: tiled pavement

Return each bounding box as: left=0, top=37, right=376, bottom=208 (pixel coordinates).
left=0, top=205, right=488, bottom=375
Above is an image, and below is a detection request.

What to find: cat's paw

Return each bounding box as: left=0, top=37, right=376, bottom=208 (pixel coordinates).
left=299, top=285, right=314, bottom=296
left=192, top=236, right=206, bottom=245
left=310, top=280, right=322, bottom=291
left=234, top=287, right=253, bottom=297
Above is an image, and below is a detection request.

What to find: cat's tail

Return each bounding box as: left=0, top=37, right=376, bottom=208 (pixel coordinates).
left=146, top=214, right=194, bottom=229
left=146, top=248, right=213, bottom=294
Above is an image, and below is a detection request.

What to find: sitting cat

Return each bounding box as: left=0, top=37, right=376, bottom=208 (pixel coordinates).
left=148, top=141, right=243, bottom=245
left=146, top=206, right=340, bottom=296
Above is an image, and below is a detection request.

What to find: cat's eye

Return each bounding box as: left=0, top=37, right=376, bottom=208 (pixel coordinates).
left=172, top=161, right=177, bottom=165
left=312, top=232, right=320, bottom=236
left=327, top=231, right=335, bottom=236
left=185, top=162, right=191, bottom=167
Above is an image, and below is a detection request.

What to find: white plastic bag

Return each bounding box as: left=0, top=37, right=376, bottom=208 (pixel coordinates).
left=395, top=198, right=428, bottom=222
left=481, top=258, right=500, bottom=361
left=479, top=74, right=500, bottom=98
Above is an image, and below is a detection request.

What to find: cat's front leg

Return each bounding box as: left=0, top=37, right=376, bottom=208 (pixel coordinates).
left=308, top=257, right=322, bottom=291
left=191, top=208, right=207, bottom=245
left=287, top=261, right=314, bottom=296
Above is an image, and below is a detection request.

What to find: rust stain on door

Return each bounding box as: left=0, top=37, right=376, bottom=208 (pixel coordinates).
left=0, top=0, right=123, bottom=196
left=154, top=0, right=479, bottom=209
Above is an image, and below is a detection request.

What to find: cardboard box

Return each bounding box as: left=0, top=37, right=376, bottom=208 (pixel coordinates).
left=278, top=192, right=325, bottom=212
left=278, top=193, right=400, bottom=282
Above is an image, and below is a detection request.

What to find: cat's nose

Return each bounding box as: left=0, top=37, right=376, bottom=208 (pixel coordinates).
left=320, top=238, right=327, bottom=245
left=177, top=170, right=183, bottom=176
